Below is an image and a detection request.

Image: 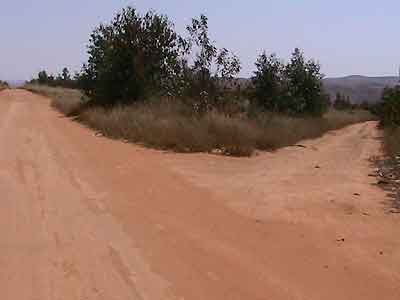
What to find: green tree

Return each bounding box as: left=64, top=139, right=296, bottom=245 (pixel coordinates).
left=252, top=52, right=284, bottom=111
left=333, top=92, right=352, bottom=110
left=38, top=70, right=49, bottom=84
left=62, top=68, right=71, bottom=81
left=0, top=80, right=9, bottom=89
left=216, top=48, right=241, bottom=82
left=284, top=48, right=328, bottom=116
left=186, top=14, right=217, bottom=92
left=78, top=7, right=183, bottom=105
left=381, top=86, right=400, bottom=126
left=252, top=48, right=327, bottom=116
left=184, top=14, right=241, bottom=111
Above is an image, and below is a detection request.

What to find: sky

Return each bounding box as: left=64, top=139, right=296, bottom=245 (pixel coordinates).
left=1, top=0, right=399, bottom=81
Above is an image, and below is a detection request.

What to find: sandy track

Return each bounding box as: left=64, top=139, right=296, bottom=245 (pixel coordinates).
left=0, top=89, right=399, bottom=300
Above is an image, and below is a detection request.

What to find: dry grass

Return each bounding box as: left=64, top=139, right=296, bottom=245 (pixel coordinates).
left=383, top=127, right=400, bottom=158
left=80, top=105, right=258, bottom=155
left=251, top=110, right=375, bottom=150
left=377, top=127, right=400, bottom=212
left=25, top=85, right=375, bottom=156
left=24, top=84, right=85, bottom=116
left=0, top=82, right=8, bottom=91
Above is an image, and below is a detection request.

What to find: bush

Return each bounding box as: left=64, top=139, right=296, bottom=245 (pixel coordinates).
left=183, top=15, right=241, bottom=104
left=333, top=92, right=352, bottom=110
left=380, top=86, right=400, bottom=126
left=0, top=80, right=8, bottom=91
left=252, top=53, right=284, bottom=111
left=76, top=9, right=242, bottom=112
left=379, top=86, right=400, bottom=158
left=383, top=127, right=400, bottom=157
left=252, top=48, right=329, bottom=116
left=78, top=7, right=183, bottom=105
left=29, top=68, right=78, bottom=89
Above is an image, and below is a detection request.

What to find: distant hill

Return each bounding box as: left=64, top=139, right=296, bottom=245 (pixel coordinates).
left=323, top=75, right=399, bottom=104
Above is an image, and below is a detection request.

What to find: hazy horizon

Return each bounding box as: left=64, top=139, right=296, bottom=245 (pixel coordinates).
left=1, top=0, right=399, bottom=81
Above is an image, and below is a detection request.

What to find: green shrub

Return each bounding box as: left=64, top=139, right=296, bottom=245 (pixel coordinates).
left=0, top=80, right=9, bottom=90
left=384, top=127, right=400, bottom=157
left=29, top=68, right=78, bottom=89
left=77, top=7, right=183, bottom=106
left=380, top=86, right=400, bottom=126
left=252, top=48, right=329, bottom=116
left=333, top=92, right=352, bottom=110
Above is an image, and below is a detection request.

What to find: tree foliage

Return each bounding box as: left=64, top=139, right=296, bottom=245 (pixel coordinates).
left=252, top=53, right=284, bottom=111
left=284, top=48, right=328, bottom=116
left=30, top=68, right=77, bottom=88
left=333, top=92, right=352, bottom=110
left=184, top=14, right=241, bottom=108
left=30, top=6, right=334, bottom=120
left=252, top=48, right=328, bottom=116
left=78, top=7, right=183, bottom=106
left=0, top=80, right=9, bottom=89
left=380, top=86, right=400, bottom=126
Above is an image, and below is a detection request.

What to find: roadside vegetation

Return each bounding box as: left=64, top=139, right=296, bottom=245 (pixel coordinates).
left=368, top=84, right=400, bottom=212
left=28, top=68, right=78, bottom=89
left=380, top=86, right=400, bottom=157
left=25, top=6, right=374, bottom=156
left=24, top=84, right=84, bottom=116
left=0, top=80, right=9, bottom=91
left=372, top=85, right=400, bottom=157
left=25, top=83, right=373, bottom=156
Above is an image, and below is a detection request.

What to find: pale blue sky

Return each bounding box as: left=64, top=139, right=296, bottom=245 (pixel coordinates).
left=1, top=0, right=399, bottom=80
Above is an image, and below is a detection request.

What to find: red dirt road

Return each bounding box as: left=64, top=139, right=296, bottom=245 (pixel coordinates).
left=1, top=89, right=399, bottom=300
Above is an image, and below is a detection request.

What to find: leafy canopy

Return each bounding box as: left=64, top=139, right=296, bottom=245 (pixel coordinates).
left=252, top=48, right=328, bottom=116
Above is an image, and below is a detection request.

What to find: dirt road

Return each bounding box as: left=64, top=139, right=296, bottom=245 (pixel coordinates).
left=1, top=89, right=399, bottom=300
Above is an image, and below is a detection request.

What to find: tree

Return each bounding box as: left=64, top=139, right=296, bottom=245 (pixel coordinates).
left=381, top=86, right=400, bottom=126
left=252, top=52, right=284, bottom=111
left=252, top=48, right=328, bottom=116
left=38, top=70, right=49, bottom=84
left=186, top=14, right=217, bottom=94
left=78, top=7, right=183, bottom=105
left=0, top=80, right=9, bottom=90
left=184, top=14, right=241, bottom=109
left=333, top=92, right=352, bottom=110
left=216, top=48, right=241, bottom=81
left=284, top=48, right=328, bottom=116
left=62, top=68, right=71, bottom=81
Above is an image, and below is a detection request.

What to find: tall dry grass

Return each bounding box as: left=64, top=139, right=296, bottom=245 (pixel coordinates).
left=24, top=84, right=85, bottom=116
left=0, top=81, right=8, bottom=91
left=383, top=127, right=400, bottom=158
left=24, top=85, right=375, bottom=156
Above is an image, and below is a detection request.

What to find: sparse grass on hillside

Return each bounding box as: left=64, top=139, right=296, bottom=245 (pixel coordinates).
left=24, top=85, right=375, bottom=156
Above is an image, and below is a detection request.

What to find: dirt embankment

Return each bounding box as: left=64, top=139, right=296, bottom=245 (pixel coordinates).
left=0, top=89, right=399, bottom=300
